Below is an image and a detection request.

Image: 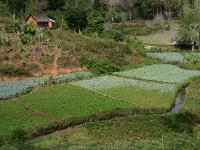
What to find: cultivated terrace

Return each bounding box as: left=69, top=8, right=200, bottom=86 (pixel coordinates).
left=0, top=0, right=200, bottom=149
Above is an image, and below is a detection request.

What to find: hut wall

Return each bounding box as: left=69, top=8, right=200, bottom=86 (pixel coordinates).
left=48, top=22, right=53, bottom=28
left=26, top=16, right=37, bottom=26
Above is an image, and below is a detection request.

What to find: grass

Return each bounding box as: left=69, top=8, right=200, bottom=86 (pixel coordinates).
left=29, top=114, right=200, bottom=150
left=0, top=101, right=49, bottom=135
left=137, top=21, right=179, bottom=46
left=0, top=84, right=136, bottom=135
left=96, top=86, right=176, bottom=109
left=181, top=79, right=200, bottom=113
left=17, top=84, right=133, bottom=119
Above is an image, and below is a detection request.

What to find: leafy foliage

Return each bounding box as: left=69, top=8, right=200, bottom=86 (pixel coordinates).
left=19, top=24, right=36, bottom=44
left=114, top=64, right=200, bottom=84
left=66, top=8, right=87, bottom=32
left=72, top=75, right=177, bottom=92
left=87, top=10, right=104, bottom=34
left=0, top=72, right=93, bottom=100
left=88, top=58, right=120, bottom=75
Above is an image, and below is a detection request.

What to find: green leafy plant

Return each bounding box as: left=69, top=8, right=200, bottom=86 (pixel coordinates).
left=19, top=24, right=36, bottom=44
left=1, top=35, right=11, bottom=46
left=5, top=23, right=21, bottom=33
left=88, top=57, right=120, bottom=75
left=113, top=32, right=124, bottom=42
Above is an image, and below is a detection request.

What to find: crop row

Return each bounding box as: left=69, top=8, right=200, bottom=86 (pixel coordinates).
left=0, top=84, right=132, bottom=135
left=0, top=72, right=93, bottom=100
left=147, top=52, right=200, bottom=63
left=72, top=75, right=177, bottom=92
left=113, top=64, right=200, bottom=84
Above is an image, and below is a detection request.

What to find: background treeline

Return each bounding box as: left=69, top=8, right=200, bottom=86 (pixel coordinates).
left=0, top=0, right=199, bottom=49
left=0, top=0, right=196, bottom=21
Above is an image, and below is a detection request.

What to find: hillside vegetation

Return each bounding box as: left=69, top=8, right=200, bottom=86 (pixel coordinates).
left=0, top=0, right=200, bottom=150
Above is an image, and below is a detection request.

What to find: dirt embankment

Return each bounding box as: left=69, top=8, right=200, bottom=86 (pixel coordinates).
left=0, top=47, right=88, bottom=82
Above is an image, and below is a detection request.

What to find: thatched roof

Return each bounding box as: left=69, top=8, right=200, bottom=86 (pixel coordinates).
left=26, top=14, right=52, bottom=22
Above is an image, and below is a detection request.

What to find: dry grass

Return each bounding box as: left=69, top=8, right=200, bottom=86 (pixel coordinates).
left=138, top=21, right=179, bottom=46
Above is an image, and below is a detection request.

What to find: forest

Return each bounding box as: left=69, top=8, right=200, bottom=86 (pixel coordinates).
left=0, top=0, right=199, bottom=45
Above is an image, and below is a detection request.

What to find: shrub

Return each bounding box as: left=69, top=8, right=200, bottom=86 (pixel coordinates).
left=26, top=63, right=40, bottom=72
left=22, top=24, right=36, bottom=35
left=0, top=64, right=30, bottom=77
left=123, top=44, right=132, bottom=54
left=78, top=55, right=89, bottom=67
left=113, top=32, right=124, bottom=42
left=88, top=57, right=120, bottom=75
left=133, top=38, right=146, bottom=56
left=39, top=55, right=54, bottom=64
left=183, top=53, right=200, bottom=65
left=11, top=129, right=29, bottom=142
left=99, top=30, right=118, bottom=39
left=5, top=23, right=21, bottom=33
left=19, top=24, right=36, bottom=44
left=2, top=53, right=9, bottom=61
left=57, top=56, right=79, bottom=68
left=0, top=35, right=11, bottom=46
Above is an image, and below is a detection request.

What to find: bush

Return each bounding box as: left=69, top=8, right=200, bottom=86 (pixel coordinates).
left=0, top=35, right=11, bottom=46
left=79, top=55, right=89, bottom=67
left=99, top=30, right=118, bottom=39
left=5, top=23, right=21, bottom=33
left=57, top=56, right=79, bottom=68
left=82, top=27, right=96, bottom=37
left=113, top=32, right=124, bottom=42
left=183, top=53, right=200, bottom=65
left=11, top=129, right=29, bottom=142
left=0, top=64, right=30, bottom=77
left=88, top=57, right=120, bottom=75
left=19, top=24, right=36, bottom=44
left=2, top=53, right=9, bottom=61
left=123, top=44, right=132, bottom=54
left=128, top=37, right=146, bottom=56
left=39, top=54, right=54, bottom=64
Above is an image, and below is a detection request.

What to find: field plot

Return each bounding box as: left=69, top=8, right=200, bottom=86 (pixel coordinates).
left=32, top=114, right=200, bottom=150
left=0, top=101, right=49, bottom=135
left=0, top=84, right=133, bottom=135
left=147, top=52, right=200, bottom=63
left=0, top=72, right=93, bottom=100
left=181, top=79, right=200, bottom=113
left=113, top=64, right=200, bottom=84
left=96, top=86, right=176, bottom=108
left=72, top=76, right=177, bottom=92
left=18, top=84, right=132, bottom=119
left=72, top=75, right=177, bottom=108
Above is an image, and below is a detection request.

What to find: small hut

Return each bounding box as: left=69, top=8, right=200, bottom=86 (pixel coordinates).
left=25, top=14, right=55, bottom=28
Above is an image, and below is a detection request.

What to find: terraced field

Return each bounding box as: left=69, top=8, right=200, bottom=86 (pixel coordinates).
left=0, top=72, right=93, bottom=100
left=113, top=64, right=200, bottom=83
left=0, top=64, right=200, bottom=140
left=31, top=114, right=200, bottom=150
left=147, top=52, right=200, bottom=63
left=181, top=78, right=200, bottom=113
left=0, top=84, right=132, bottom=134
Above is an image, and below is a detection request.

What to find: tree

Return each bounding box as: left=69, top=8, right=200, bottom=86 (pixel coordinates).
left=47, top=0, right=66, bottom=10
left=92, top=0, right=109, bottom=14
left=178, top=1, right=200, bottom=51
left=66, top=8, right=88, bottom=33
left=0, top=1, right=10, bottom=16
left=135, top=0, right=160, bottom=19
left=87, top=10, right=105, bottom=34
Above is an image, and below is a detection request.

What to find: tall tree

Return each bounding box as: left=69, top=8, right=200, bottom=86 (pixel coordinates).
left=66, top=8, right=88, bottom=33
left=178, top=1, right=200, bottom=51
